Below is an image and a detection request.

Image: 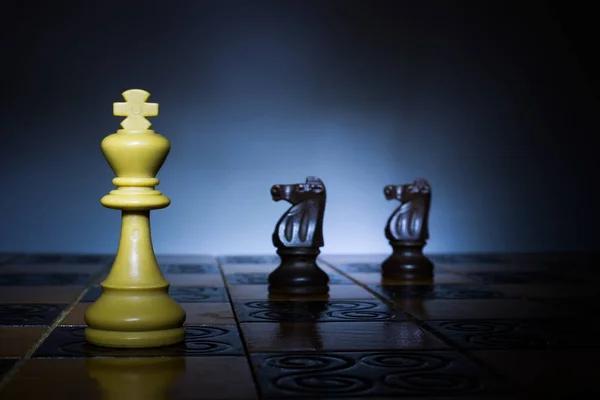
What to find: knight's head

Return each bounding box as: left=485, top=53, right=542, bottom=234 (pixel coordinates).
left=384, top=178, right=431, bottom=202
left=271, top=176, right=325, bottom=204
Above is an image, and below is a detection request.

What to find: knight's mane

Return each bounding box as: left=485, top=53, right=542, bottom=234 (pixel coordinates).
left=412, top=178, right=430, bottom=192
left=306, top=176, right=324, bottom=185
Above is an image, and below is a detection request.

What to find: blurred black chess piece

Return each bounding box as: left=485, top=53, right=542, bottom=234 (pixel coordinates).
left=382, top=178, right=434, bottom=279
left=268, top=176, right=329, bottom=295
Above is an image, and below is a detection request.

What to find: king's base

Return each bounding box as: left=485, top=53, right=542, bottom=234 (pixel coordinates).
left=84, top=286, right=187, bottom=349
left=84, top=326, right=186, bottom=348
left=268, top=248, right=329, bottom=295
left=382, top=240, right=434, bottom=280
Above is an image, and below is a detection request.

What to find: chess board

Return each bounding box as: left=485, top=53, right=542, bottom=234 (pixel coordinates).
left=0, top=252, right=599, bottom=399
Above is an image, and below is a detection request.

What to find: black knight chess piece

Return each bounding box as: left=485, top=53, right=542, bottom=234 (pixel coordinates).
left=382, top=178, right=434, bottom=279
left=268, top=176, right=330, bottom=295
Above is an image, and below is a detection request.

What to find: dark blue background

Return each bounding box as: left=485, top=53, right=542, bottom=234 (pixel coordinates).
left=0, top=1, right=596, bottom=255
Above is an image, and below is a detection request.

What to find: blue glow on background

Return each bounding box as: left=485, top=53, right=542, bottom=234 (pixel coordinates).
left=0, top=1, right=597, bottom=255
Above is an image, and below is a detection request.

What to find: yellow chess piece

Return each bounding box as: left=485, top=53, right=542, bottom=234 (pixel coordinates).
left=84, top=89, right=186, bottom=348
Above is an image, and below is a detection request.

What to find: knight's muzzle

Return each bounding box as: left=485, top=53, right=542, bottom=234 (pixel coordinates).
left=383, top=185, right=396, bottom=200
left=271, top=185, right=282, bottom=201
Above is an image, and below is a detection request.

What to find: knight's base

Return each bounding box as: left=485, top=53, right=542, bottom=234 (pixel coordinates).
left=84, top=327, right=186, bottom=349
left=268, top=248, right=329, bottom=295
left=382, top=241, right=434, bottom=280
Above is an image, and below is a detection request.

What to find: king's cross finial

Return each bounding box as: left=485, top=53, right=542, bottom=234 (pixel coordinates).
left=113, top=89, right=159, bottom=131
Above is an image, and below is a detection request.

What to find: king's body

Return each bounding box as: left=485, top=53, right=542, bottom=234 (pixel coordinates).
left=84, top=89, right=186, bottom=348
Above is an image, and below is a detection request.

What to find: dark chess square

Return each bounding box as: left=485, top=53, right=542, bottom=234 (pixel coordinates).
left=370, top=284, right=511, bottom=300
left=0, top=273, right=95, bottom=286
left=425, top=319, right=600, bottom=350
left=219, top=255, right=280, bottom=264
left=160, top=263, right=220, bottom=274
left=0, top=304, right=68, bottom=326
left=251, top=351, right=510, bottom=397
left=8, top=254, right=112, bottom=265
